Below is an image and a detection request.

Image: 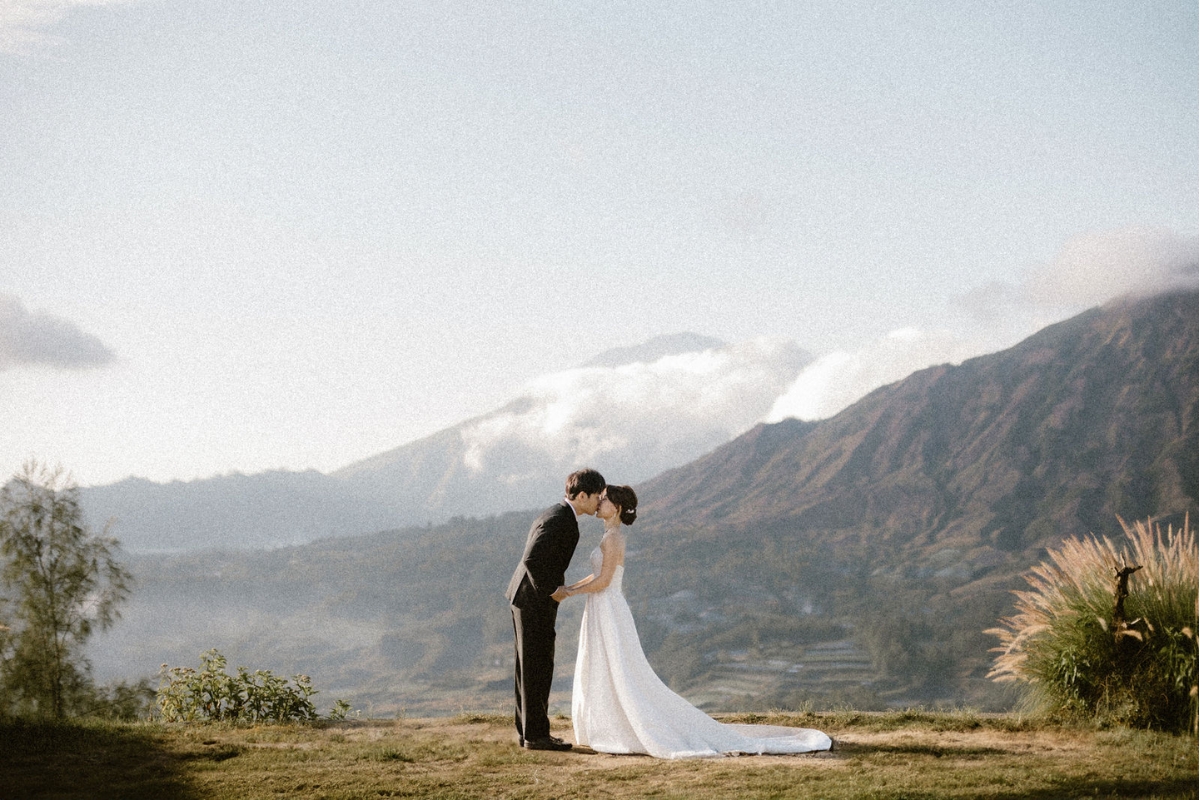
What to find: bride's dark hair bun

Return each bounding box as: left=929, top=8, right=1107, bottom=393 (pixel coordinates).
left=604, top=485, right=638, bottom=526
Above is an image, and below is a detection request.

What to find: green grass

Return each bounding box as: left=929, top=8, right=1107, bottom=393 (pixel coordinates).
left=1, top=711, right=1195, bottom=799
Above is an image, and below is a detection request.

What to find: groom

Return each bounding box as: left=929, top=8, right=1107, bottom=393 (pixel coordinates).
left=506, top=467, right=606, bottom=751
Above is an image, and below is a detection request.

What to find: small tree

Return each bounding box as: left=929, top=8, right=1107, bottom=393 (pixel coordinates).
left=0, top=461, right=131, bottom=719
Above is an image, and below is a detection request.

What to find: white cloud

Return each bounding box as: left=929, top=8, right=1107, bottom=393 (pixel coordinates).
left=957, top=227, right=1198, bottom=326
left=0, top=294, right=115, bottom=370
left=767, top=328, right=984, bottom=423
left=458, top=338, right=811, bottom=484
left=0, top=0, right=137, bottom=54
left=1024, top=226, right=1198, bottom=309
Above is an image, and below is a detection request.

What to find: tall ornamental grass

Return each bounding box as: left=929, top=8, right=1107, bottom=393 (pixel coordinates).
left=987, top=517, right=1198, bottom=733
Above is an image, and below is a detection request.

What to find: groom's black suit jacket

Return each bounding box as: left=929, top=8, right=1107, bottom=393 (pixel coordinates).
left=506, top=501, right=580, bottom=606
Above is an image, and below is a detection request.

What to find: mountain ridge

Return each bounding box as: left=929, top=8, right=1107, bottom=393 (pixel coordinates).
left=639, top=292, right=1197, bottom=553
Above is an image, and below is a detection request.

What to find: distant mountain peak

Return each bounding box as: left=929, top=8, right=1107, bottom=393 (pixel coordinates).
left=581, top=333, right=726, bottom=369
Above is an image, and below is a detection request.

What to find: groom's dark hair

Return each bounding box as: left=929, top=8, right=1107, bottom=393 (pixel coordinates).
left=565, top=468, right=606, bottom=499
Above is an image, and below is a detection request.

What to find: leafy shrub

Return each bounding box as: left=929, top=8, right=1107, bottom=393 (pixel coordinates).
left=987, top=518, right=1198, bottom=732
left=157, top=649, right=346, bottom=723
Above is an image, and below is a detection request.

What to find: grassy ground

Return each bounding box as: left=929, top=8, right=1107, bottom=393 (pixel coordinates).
left=2, top=710, right=1196, bottom=800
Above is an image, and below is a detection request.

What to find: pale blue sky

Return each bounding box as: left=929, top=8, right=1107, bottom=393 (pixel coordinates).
left=1, top=1, right=1196, bottom=486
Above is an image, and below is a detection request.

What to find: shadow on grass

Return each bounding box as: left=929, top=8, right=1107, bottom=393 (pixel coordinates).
left=984, top=778, right=1200, bottom=800
left=834, top=740, right=1009, bottom=758
left=0, top=719, right=202, bottom=800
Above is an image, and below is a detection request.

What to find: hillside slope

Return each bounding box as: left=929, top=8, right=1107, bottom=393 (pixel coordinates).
left=640, top=290, right=1197, bottom=556
left=616, top=290, right=1198, bottom=704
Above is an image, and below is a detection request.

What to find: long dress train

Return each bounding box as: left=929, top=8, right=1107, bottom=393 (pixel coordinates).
left=571, top=548, right=832, bottom=758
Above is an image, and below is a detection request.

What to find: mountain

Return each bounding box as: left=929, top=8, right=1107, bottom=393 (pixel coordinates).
left=638, top=290, right=1197, bottom=555
left=87, top=292, right=1198, bottom=716
left=80, top=471, right=398, bottom=552
left=330, top=335, right=806, bottom=520
left=618, top=289, right=1197, bottom=705
left=81, top=334, right=809, bottom=551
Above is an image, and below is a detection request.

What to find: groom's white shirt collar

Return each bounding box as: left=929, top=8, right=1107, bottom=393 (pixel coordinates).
left=563, top=498, right=583, bottom=518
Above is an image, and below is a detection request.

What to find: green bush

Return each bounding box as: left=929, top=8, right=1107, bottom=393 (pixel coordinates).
left=157, top=649, right=347, bottom=723
left=987, top=518, right=1198, bottom=732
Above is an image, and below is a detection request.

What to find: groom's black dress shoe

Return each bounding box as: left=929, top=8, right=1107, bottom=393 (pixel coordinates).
left=523, top=737, right=572, bottom=751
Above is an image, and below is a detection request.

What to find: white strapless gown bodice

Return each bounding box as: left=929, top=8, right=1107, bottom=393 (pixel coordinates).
left=571, top=547, right=831, bottom=758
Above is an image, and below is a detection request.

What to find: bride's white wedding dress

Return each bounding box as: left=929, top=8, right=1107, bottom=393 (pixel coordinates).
left=572, top=547, right=832, bottom=758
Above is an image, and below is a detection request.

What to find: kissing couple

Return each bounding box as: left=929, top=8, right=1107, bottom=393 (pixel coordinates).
left=506, top=468, right=831, bottom=759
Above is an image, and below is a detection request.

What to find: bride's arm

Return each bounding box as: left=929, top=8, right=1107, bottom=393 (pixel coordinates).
left=565, top=535, right=623, bottom=596
left=554, top=574, right=595, bottom=602
left=552, top=563, right=600, bottom=603
left=563, top=574, right=594, bottom=591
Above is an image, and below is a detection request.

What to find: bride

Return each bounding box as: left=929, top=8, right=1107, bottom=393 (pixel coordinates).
left=553, top=485, right=832, bottom=758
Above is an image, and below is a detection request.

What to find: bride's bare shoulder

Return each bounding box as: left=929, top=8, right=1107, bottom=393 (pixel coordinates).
left=601, top=527, right=626, bottom=544
left=600, top=529, right=626, bottom=562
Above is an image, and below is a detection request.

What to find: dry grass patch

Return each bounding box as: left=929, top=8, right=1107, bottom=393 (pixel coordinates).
left=1, top=711, right=1195, bottom=799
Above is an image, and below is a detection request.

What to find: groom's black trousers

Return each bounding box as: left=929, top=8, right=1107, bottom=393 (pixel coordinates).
left=510, top=594, right=558, bottom=743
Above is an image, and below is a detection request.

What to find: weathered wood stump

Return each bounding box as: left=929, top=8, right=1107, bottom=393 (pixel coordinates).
left=1112, top=558, right=1143, bottom=644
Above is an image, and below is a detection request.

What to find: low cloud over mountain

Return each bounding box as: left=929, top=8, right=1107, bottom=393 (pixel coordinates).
left=333, top=336, right=814, bottom=524
left=455, top=336, right=811, bottom=486
left=768, top=328, right=985, bottom=423
left=1026, top=226, right=1198, bottom=307
left=956, top=227, right=1198, bottom=324
left=776, top=226, right=1198, bottom=426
